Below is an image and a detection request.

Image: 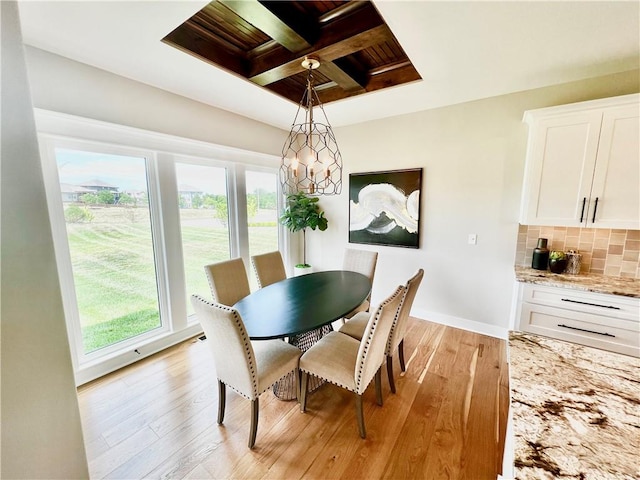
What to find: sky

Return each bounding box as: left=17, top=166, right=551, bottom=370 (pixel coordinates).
left=56, top=149, right=276, bottom=195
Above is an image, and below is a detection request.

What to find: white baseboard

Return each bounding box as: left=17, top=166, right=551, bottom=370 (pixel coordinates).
left=74, top=324, right=203, bottom=386
left=412, top=308, right=509, bottom=339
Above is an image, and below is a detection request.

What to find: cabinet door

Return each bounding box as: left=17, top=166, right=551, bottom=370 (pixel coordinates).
left=588, top=105, right=640, bottom=229
left=520, top=111, right=602, bottom=226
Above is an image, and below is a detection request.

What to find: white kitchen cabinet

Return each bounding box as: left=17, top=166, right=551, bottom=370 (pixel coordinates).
left=515, top=283, right=640, bottom=357
left=520, top=94, right=639, bottom=229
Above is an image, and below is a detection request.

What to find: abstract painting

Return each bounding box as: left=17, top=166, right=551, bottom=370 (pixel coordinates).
left=349, top=168, right=422, bottom=248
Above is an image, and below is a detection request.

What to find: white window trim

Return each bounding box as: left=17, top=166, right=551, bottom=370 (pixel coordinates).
left=35, top=109, right=282, bottom=385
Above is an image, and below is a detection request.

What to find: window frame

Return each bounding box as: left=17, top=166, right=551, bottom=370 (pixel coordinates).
left=36, top=109, right=282, bottom=384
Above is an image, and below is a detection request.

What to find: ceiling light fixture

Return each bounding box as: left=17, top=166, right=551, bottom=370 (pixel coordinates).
left=279, top=57, right=342, bottom=196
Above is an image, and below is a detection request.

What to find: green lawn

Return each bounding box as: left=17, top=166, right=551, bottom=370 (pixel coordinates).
left=66, top=206, right=277, bottom=353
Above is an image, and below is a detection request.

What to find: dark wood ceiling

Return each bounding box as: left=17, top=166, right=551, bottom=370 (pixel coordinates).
left=162, top=0, right=421, bottom=105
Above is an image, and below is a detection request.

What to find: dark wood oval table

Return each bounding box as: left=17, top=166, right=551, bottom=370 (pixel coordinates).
left=234, top=270, right=371, bottom=340
left=233, top=270, right=371, bottom=399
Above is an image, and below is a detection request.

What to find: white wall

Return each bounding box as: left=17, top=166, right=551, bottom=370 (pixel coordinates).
left=24, top=46, right=285, bottom=157
left=0, top=2, right=89, bottom=477
left=307, top=69, right=639, bottom=336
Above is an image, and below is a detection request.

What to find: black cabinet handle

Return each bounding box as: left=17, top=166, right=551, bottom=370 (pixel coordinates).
left=558, top=323, right=615, bottom=338
left=579, top=197, right=587, bottom=223
left=561, top=298, right=620, bottom=310
left=592, top=197, right=599, bottom=223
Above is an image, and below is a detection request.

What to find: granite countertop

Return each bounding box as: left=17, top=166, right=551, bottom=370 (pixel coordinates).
left=514, top=265, right=640, bottom=298
left=509, top=331, right=640, bottom=480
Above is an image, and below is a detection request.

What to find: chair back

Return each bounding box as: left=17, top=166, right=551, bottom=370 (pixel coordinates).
left=251, top=251, right=287, bottom=288
left=354, top=286, right=404, bottom=394
left=343, top=249, right=378, bottom=306
left=191, top=295, right=258, bottom=399
left=204, top=257, right=251, bottom=306
left=343, top=248, right=378, bottom=283
left=387, top=269, right=424, bottom=354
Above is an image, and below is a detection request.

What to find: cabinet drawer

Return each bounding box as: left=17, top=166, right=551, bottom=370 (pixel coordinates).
left=519, top=303, right=639, bottom=357
left=522, top=284, right=639, bottom=321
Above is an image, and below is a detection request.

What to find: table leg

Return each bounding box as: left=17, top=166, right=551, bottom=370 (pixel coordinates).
left=272, top=324, right=333, bottom=400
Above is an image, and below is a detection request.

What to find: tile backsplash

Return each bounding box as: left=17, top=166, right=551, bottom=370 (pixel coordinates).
left=515, top=225, right=640, bottom=279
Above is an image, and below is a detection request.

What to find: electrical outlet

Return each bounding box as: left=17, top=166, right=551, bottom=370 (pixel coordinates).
left=468, top=234, right=477, bottom=245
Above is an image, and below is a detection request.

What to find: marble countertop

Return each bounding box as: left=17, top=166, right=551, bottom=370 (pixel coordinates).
left=514, top=266, right=640, bottom=298
left=509, top=331, right=640, bottom=480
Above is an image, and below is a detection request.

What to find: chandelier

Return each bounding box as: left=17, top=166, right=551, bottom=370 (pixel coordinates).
left=279, top=57, right=343, bottom=196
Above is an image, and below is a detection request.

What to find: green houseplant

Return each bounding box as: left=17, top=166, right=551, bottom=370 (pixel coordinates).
left=279, top=191, right=328, bottom=269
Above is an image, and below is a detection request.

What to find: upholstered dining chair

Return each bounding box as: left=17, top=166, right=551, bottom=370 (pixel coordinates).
left=299, top=285, right=404, bottom=439
left=251, top=251, right=287, bottom=288
left=339, top=269, right=424, bottom=394
left=342, top=248, right=378, bottom=319
left=191, top=295, right=302, bottom=449
left=204, top=257, right=251, bottom=306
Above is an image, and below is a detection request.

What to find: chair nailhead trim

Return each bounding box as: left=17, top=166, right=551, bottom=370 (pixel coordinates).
left=194, top=295, right=259, bottom=396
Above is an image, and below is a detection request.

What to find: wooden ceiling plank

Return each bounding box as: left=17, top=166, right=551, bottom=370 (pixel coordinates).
left=318, top=1, right=368, bottom=24
left=162, top=29, right=248, bottom=77
left=219, top=0, right=313, bottom=53
left=370, top=59, right=413, bottom=77
left=183, top=19, right=246, bottom=56
left=366, top=63, right=422, bottom=90
left=249, top=24, right=391, bottom=86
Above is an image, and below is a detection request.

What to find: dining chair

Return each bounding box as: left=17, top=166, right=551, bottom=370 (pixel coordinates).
left=191, top=295, right=302, bottom=449
left=339, top=269, right=424, bottom=394
left=251, top=251, right=287, bottom=288
left=204, top=257, right=251, bottom=306
left=342, top=248, right=378, bottom=319
left=299, top=285, right=404, bottom=439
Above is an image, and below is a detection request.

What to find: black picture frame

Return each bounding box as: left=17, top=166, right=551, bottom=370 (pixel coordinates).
left=348, top=168, right=422, bottom=248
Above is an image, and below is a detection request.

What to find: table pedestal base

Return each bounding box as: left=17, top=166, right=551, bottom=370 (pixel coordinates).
left=272, top=324, right=333, bottom=400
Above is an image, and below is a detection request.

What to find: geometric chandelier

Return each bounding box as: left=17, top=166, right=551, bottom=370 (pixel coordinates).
left=279, top=57, right=343, bottom=196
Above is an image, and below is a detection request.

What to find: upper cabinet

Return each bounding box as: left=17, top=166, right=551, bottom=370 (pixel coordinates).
left=520, top=94, right=639, bottom=229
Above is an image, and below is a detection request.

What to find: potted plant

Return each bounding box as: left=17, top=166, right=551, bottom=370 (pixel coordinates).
left=279, top=191, right=328, bottom=275
left=548, top=251, right=568, bottom=274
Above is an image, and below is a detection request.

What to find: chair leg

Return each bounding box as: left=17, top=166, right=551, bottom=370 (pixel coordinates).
left=356, top=394, right=366, bottom=439
left=294, top=368, right=300, bottom=403
left=374, top=368, right=383, bottom=406
left=386, top=354, right=396, bottom=394
left=248, top=398, right=259, bottom=449
left=300, top=371, right=309, bottom=412
left=217, top=380, right=226, bottom=424
left=399, top=339, right=406, bottom=372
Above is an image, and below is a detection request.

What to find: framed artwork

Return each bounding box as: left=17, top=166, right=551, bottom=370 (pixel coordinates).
left=349, top=168, right=422, bottom=248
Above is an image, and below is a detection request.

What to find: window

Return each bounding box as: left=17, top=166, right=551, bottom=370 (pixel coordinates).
left=245, top=170, right=280, bottom=289
left=37, top=110, right=281, bottom=384
left=176, top=162, right=231, bottom=316
left=53, top=147, right=164, bottom=357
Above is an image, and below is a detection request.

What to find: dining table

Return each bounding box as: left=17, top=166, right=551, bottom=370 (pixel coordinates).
left=233, top=270, right=371, bottom=399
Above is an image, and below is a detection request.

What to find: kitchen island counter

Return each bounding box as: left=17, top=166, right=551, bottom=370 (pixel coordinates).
left=509, top=330, right=639, bottom=479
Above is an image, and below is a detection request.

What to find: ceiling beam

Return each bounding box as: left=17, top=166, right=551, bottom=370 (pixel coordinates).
left=219, top=0, right=315, bottom=53
left=249, top=24, right=391, bottom=86
left=247, top=3, right=385, bottom=80
left=317, top=62, right=365, bottom=94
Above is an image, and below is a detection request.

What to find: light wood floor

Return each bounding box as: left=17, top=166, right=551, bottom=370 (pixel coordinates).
left=77, top=318, right=509, bottom=479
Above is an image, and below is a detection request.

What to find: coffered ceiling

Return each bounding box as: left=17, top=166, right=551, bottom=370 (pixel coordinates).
left=162, top=1, right=421, bottom=105
left=16, top=1, right=640, bottom=130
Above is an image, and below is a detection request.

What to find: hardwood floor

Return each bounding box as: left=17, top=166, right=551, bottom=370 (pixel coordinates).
left=77, top=318, right=509, bottom=479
